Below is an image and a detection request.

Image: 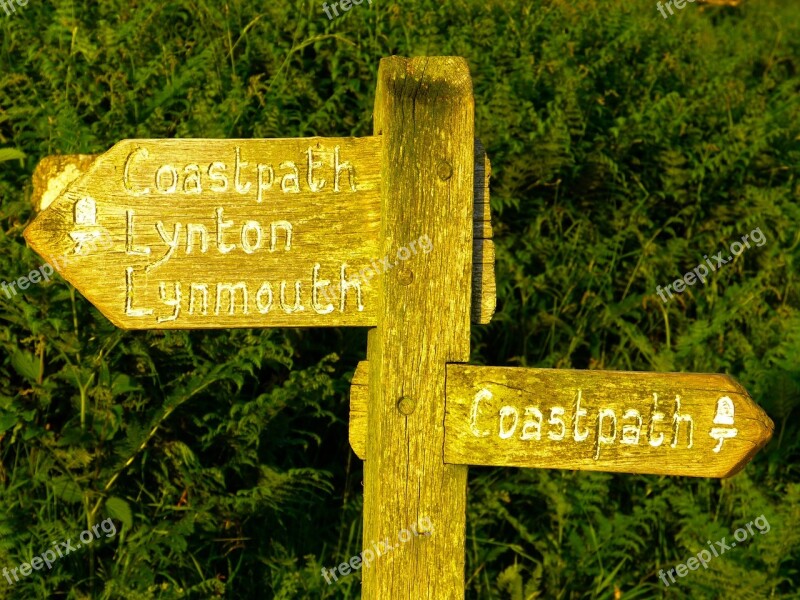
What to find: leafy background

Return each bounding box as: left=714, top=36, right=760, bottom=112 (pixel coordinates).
left=1, top=0, right=799, bottom=598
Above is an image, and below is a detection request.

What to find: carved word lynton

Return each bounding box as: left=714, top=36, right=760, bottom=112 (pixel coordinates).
left=469, top=388, right=739, bottom=459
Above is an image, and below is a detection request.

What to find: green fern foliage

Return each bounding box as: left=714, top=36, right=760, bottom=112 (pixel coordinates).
left=0, top=0, right=798, bottom=598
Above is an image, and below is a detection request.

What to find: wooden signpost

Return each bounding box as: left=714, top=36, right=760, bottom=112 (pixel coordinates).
left=24, top=56, right=773, bottom=599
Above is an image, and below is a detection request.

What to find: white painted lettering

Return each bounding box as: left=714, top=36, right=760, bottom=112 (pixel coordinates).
left=470, top=389, right=492, bottom=438
left=671, top=396, right=694, bottom=448
left=498, top=406, right=518, bottom=440
left=595, top=408, right=617, bottom=459
left=215, top=282, right=248, bottom=315
left=183, top=164, right=202, bottom=194
left=340, top=263, right=364, bottom=312
left=234, top=146, right=251, bottom=194
left=312, top=264, right=334, bottom=314
left=270, top=221, right=293, bottom=252
left=307, top=147, right=326, bottom=192
left=334, top=145, right=356, bottom=192
left=123, top=146, right=150, bottom=196
left=280, top=161, right=300, bottom=193
left=573, top=390, right=589, bottom=442
left=621, top=409, right=642, bottom=445
left=146, top=221, right=181, bottom=273
left=548, top=406, right=566, bottom=441
left=155, top=164, right=178, bottom=194
left=208, top=161, right=228, bottom=192
left=215, top=208, right=236, bottom=254
left=186, top=224, right=209, bottom=254
left=125, top=267, right=153, bottom=317
left=520, top=407, right=542, bottom=441
left=189, top=283, right=209, bottom=315
left=279, top=281, right=304, bottom=313
left=649, top=393, right=665, bottom=447
left=126, top=210, right=150, bottom=256
left=256, top=282, right=273, bottom=314
left=240, top=220, right=263, bottom=254
left=257, top=164, right=274, bottom=203
left=158, top=282, right=181, bottom=323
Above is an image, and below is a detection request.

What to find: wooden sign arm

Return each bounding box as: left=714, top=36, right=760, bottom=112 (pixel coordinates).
left=350, top=362, right=773, bottom=478
left=28, top=141, right=495, bottom=325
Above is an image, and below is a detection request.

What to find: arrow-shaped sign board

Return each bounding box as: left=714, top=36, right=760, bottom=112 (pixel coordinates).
left=444, top=366, right=773, bottom=478
left=24, top=138, right=382, bottom=329
left=349, top=363, right=773, bottom=478
left=25, top=138, right=498, bottom=328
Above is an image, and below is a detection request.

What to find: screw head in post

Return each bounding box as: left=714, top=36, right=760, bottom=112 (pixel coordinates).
left=437, top=160, right=453, bottom=181
left=397, top=268, right=414, bottom=286
left=397, top=396, right=416, bottom=415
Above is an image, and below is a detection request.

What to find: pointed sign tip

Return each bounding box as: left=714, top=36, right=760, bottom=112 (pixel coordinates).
left=22, top=216, right=42, bottom=255
left=22, top=211, right=51, bottom=259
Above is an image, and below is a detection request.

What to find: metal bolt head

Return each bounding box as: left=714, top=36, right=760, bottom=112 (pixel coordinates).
left=397, top=396, right=416, bottom=415
left=437, top=161, right=453, bottom=181
left=397, top=268, right=414, bottom=286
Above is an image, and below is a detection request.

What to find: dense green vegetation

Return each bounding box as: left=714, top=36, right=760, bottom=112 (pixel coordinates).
left=1, top=0, right=798, bottom=597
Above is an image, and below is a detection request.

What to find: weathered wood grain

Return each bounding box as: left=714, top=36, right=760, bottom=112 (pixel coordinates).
left=348, top=360, right=370, bottom=459
left=472, top=139, right=495, bottom=324
left=472, top=139, right=492, bottom=241
left=362, top=56, right=474, bottom=600
left=24, top=138, right=382, bottom=329
left=347, top=360, right=369, bottom=460
left=29, top=143, right=496, bottom=325
left=445, top=365, right=773, bottom=478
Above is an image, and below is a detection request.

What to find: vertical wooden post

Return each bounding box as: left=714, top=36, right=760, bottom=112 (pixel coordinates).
left=364, top=56, right=474, bottom=598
